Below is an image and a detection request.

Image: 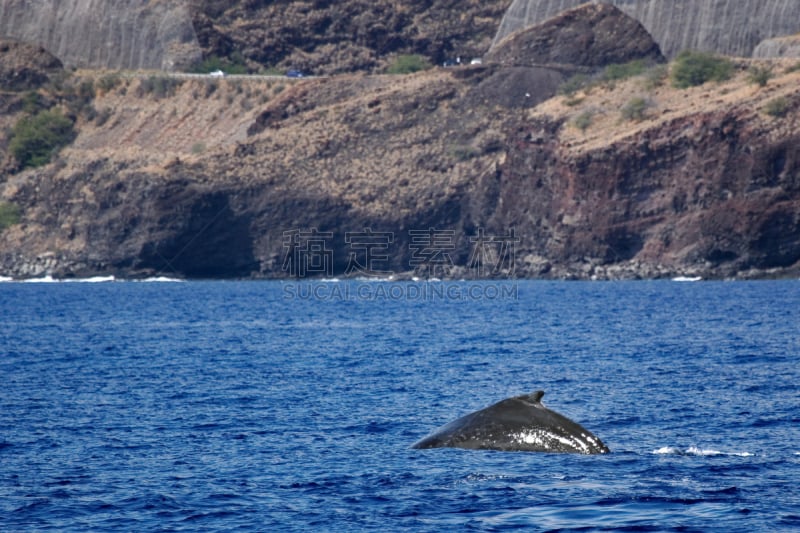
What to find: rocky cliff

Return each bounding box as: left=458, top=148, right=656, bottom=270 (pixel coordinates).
left=0, top=0, right=200, bottom=70
left=188, top=0, right=512, bottom=74
left=494, top=0, right=800, bottom=59
left=754, top=35, right=800, bottom=59
left=1, top=4, right=800, bottom=280
left=486, top=3, right=664, bottom=68
left=0, top=0, right=511, bottom=73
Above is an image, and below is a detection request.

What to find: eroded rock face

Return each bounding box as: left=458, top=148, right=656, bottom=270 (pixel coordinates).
left=187, top=0, right=513, bottom=74
left=1, top=2, right=799, bottom=280
left=0, top=39, right=62, bottom=91
left=486, top=3, right=664, bottom=68
left=0, top=0, right=201, bottom=70
left=494, top=0, right=800, bottom=59
left=753, top=35, right=800, bottom=59
left=474, top=4, right=664, bottom=112
left=2, top=65, right=799, bottom=280
left=493, top=110, right=800, bottom=279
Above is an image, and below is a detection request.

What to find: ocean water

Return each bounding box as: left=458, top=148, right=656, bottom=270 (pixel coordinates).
left=1, top=279, right=799, bottom=532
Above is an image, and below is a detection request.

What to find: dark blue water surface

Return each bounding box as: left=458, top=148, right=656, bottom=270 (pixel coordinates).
left=1, top=280, right=799, bottom=531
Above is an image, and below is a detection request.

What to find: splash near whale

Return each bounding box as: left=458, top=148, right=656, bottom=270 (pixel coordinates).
left=412, top=391, right=609, bottom=454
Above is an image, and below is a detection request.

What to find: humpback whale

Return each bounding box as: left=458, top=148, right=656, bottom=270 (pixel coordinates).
left=412, top=391, right=609, bottom=454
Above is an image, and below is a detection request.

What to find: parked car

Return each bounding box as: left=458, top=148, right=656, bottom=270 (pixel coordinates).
left=286, top=69, right=305, bottom=78
left=209, top=69, right=225, bottom=77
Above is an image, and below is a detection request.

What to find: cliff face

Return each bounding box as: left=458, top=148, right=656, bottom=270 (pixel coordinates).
left=188, top=0, right=513, bottom=74
left=754, top=35, right=800, bottom=59
left=1, top=4, right=800, bottom=280
left=486, top=3, right=664, bottom=68
left=0, top=0, right=511, bottom=73
left=0, top=0, right=201, bottom=70
left=3, top=62, right=799, bottom=280
left=494, top=0, right=800, bottom=59
left=2, top=0, right=796, bottom=73
left=0, top=40, right=62, bottom=92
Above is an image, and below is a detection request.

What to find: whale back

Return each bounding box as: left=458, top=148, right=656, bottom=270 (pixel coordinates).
left=412, top=391, right=609, bottom=454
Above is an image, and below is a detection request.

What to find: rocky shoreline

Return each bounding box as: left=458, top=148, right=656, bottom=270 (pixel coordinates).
left=1, top=4, right=800, bottom=282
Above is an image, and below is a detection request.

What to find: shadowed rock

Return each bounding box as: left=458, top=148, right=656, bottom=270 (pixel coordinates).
left=486, top=3, right=664, bottom=69
left=0, top=0, right=200, bottom=70
left=493, top=0, right=800, bottom=59
left=474, top=3, right=664, bottom=111
left=0, top=39, right=62, bottom=91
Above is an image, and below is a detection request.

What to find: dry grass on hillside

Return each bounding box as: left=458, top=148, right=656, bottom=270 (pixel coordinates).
left=532, top=58, right=800, bottom=154
left=70, top=74, right=299, bottom=159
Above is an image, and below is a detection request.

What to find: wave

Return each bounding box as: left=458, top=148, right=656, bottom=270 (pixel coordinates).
left=21, top=275, right=57, bottom=283
left=7, top=275, right=187, bottom=283
left=19, top=275, right=116, bottom=283
left=653, top=446, right=754, bottom=457
left=63, top=276, right=116, bottom=283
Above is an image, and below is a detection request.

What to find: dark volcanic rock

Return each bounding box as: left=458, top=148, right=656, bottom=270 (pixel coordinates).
left=0, top=39, right=62, bottom=91
left=491, top=109, right=800, bottom=279
left=465, top=65, right=566, bottom=110
left=494, top=0, right=800, bottom=60
left=472, top=4, right=664, bottom=111
left=1, top=4, right=799, bottom=281
left=189, top=0, right=513, bottom=74
left=486, top=2, right=665, bottom=68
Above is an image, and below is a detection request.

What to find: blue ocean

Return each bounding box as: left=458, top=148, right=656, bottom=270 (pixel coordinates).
left=1, top=279, right=798, bottom=531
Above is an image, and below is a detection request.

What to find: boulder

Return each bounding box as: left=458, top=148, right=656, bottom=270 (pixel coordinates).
left=494, top=0, right=800, bottom=59
left=486, top=3, right=665, bottom=69
left=0, top=39, right=62, bottom=91
left=753, top=35, right=800, bottom=58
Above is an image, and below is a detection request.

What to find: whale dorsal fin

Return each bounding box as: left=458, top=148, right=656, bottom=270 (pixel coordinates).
left=526, top=390, right=545, bottom=403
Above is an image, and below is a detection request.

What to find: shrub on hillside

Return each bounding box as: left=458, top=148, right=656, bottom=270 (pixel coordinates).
left=96, top=73, right=122, bottom=93
left=387, top=54, right=432, bottom=75
left=572, top=110, right=594, bottom=132
left=671, top=50, right=734, bottom=88
left=558, top=73, right=589, bottom=96
left=9, top=109, right=76, bottom=169
left=137, top=76, right=183, bottom=99
left=621, top=97, right=651, bottom=121
left=22, top=91, right=46, bottom=114
left=0, top=202, right=21, bottom=232
left=191, top=54, right=248, bottom=75
left=748, top=65, right=773, bottom=88
left=643, top=64, right=669, bottom=90
left=603, top=59, right=648, bottom=83
left=764, top=96, right=789, bottom=118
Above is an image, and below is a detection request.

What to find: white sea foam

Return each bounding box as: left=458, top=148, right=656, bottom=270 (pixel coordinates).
left=654, top=446, right=754, bottom=457
left=0, top=276, right=12, bottom=282
left=672, top=276, right=703, bottom=282
left=21, top=275, right=57, bottom=283
left=62, top=276, right=115, bottom=283
left=18, top=275, right=117, bottom=283
left=136, top=276, right=184, bottom=283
